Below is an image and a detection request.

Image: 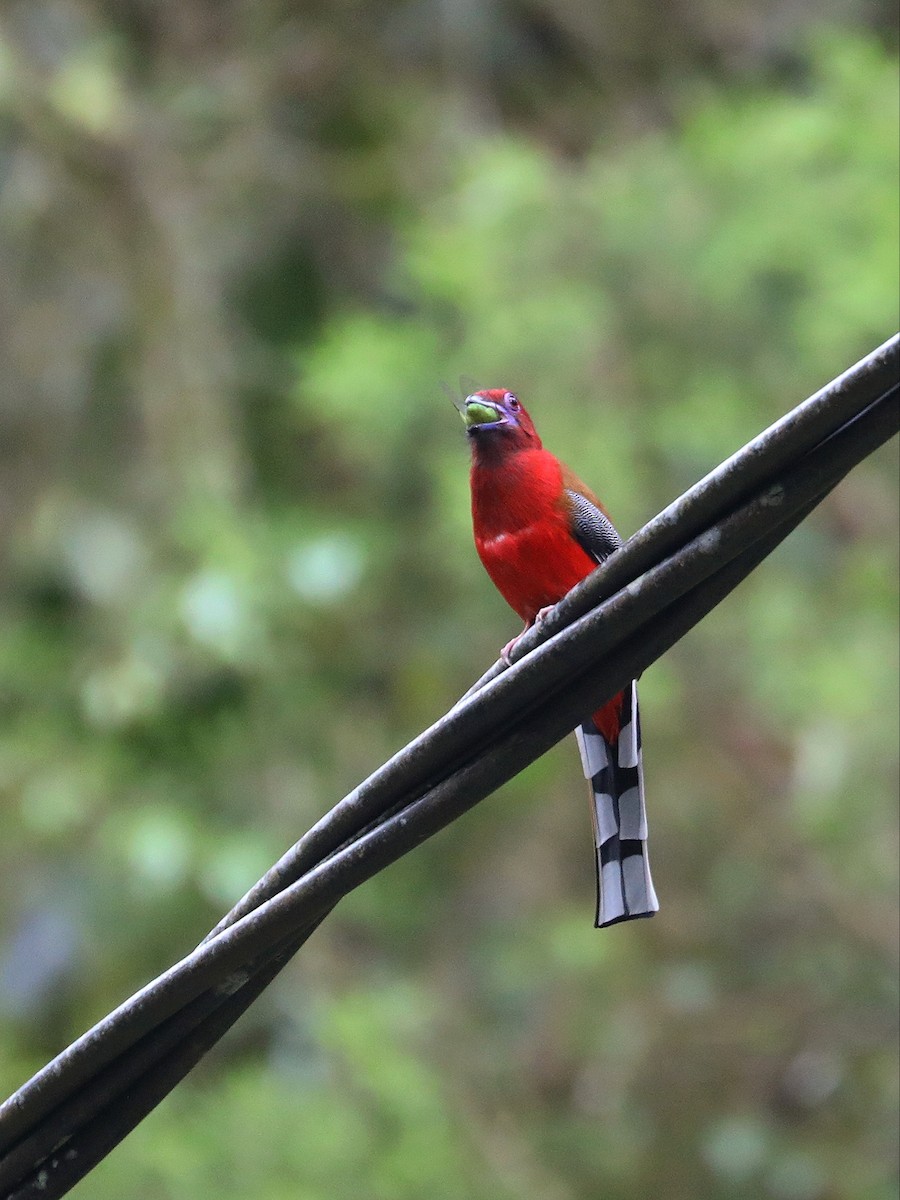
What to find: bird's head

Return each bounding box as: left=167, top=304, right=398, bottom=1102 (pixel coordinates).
left=463, top=389, right=541, bottom=452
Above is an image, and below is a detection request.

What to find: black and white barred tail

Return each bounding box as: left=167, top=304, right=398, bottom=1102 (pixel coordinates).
left=574, top=682, right=658, bottom=927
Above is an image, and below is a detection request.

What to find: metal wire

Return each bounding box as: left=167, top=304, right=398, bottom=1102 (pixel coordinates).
left=1, top=334, right=897, bottom=1200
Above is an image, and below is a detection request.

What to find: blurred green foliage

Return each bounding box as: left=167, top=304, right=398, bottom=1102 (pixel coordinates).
left=0, top=4, right=897, bottom=1199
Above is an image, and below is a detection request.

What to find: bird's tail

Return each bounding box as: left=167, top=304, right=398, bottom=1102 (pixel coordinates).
left=574, top=682, right=658, bottom=928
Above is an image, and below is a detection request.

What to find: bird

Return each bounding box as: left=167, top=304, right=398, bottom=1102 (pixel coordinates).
left=462, top=388, right=658, bottom=927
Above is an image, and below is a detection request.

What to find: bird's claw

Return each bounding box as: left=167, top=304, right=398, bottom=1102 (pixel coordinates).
left=499, top=605, right=556, bottom=665
left=500, top=635, right=522, bottom=666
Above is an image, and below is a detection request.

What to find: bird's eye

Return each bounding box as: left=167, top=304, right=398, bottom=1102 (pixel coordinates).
left=505, top=392, right=520, bottom=410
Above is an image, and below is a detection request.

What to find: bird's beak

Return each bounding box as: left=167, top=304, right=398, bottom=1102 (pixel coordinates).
left=464, top=397, right=505, bottom=428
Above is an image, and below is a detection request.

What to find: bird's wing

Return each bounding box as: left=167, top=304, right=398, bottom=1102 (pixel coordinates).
left=564, top=488, right=622, bottom=564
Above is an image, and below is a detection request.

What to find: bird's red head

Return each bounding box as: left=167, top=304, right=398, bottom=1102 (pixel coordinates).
left=463, top=389, right=541, bottom=453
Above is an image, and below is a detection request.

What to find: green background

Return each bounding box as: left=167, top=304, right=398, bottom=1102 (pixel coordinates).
left=0, top=4, right=897, bottom=1198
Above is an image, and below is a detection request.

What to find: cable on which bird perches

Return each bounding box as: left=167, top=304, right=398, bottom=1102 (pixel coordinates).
left=0, top=333, right=897, bottom=1200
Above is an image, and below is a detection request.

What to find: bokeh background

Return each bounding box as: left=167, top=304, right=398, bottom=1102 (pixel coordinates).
left=0, top=3, right=897, bottom=1198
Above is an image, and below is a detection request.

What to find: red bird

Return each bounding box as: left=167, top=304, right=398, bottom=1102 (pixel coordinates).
left=464, top=388, right=658, bottom=927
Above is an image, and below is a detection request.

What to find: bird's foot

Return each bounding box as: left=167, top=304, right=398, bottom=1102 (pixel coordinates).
left=500, top=635, right=524, bottom=666
left=499, top=606, right=556, bottom=665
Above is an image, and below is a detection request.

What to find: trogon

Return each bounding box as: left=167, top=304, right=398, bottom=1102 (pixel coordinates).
left=463, top=388, right=658, bottom=927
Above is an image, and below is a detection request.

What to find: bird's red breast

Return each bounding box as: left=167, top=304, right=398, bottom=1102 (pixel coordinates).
left=470, top=448, right=599, bottom=623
